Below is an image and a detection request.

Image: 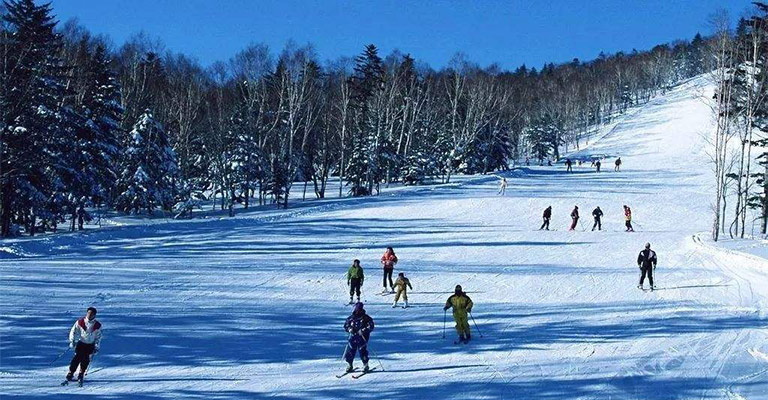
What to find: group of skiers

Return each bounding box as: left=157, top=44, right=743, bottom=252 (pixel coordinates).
left=341, top=246, right=476, bottom=373
left=562, top=157, right=620, bottom=173
left=540, top=204, right=635, bottom=232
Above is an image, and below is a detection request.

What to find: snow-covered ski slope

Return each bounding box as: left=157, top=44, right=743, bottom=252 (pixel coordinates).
left=3, top=75, right=768, bottom=399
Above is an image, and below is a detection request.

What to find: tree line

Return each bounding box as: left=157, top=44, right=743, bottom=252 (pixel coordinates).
left=1, top=0, right=715, bottom=237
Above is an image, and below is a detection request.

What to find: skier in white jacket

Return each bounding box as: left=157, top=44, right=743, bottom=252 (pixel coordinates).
left=66, top=307, right=102, bottom=382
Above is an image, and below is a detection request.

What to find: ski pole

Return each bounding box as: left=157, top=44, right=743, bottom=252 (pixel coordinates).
left=50, top=347, right=70, bottom=364
left=341, top=334, right=350, bottom=361
left=84, top=353, right=96, bottom=377
left=362, top=338, right=385, bottom=372
left=442, top=309, right=447, bottom=338
left=469, top=312, right=483, bottom=338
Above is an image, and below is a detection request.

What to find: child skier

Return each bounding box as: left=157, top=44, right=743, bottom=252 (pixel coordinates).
left=346, top=259, right=364, bottom=304
left=624, top=205, right=634, bottom=232
left=565, top=158, right=573, bottom=172
left=65, top=307, right=102, bottom=385
left=444, top=285, right=474, bottom=343
left=343, top=302, right=375, bottom=373
left=380, top=247, right=398, bottom=293
left=392, top=272, right=413, bottom=308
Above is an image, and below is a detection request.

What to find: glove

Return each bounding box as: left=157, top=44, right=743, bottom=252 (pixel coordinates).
left=69, top=341, right=75, bottom=349
left=443, top=306, right=449, bottom=311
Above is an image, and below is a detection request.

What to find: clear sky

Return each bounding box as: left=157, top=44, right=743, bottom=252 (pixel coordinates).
left=49, top=0, right=754, bottom=70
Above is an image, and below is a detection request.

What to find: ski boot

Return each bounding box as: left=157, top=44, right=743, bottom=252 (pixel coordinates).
left=346, top=363, right=354, bottom=373
left=404, top=301, right=409, bottom=308
left=348, top=296, right=354, bottom=305
left=637, top=284, right=643, bottom=290
left=363, top=363, right=370, bottom=373
left=392, top=302, right=397, bottom=308
left=66, top=372, right=74, bottom=381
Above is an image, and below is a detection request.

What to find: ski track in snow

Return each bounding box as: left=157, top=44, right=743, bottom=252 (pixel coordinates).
left=2, top=76, right=768, bottom=399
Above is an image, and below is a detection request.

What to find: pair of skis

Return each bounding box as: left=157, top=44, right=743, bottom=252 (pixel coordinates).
left=335, top=367, right=378, bottom=379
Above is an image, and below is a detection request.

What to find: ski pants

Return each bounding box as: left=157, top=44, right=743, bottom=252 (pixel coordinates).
left=639, top=266, right=654, bottom=287
left=394, top=287, right=408, bottom=303
left=383, top=268, right=394, bottom=289
left=344, top=341, right=369, bottom=365
left=625, top=221, right=634, bottom=231
left=68, top=341, right=95, bottom=376
left=592, top=217, right=601, bottom=231
left=567, top=165, right=572, bottom=172
left=453, top=312, right=471, bottom=338
left=349, top=278, right=362, bottom=298
left=540, top=218, right=550, bottom=230
left=570, top=217, right=579, bottom=230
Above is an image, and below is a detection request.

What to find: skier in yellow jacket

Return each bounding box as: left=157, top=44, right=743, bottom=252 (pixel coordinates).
left=392, top=272, right=412, bottom=308
left=444, top=285, right=474, bottom=343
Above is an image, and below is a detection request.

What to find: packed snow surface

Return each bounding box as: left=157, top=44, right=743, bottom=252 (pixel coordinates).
left=2, top=76, right=768, bottom=399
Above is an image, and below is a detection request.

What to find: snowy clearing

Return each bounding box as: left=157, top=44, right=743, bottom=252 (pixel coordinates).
left=2, top=76, right=768, bottom=399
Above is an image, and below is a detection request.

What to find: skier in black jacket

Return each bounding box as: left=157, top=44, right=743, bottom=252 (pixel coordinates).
left=637, top=242, right=658, bottom=290
left=343, top=303, right=375, bottom=373
left=591, top=207, right=603, bottom=231
left=540, top=206, right=552, bottom=230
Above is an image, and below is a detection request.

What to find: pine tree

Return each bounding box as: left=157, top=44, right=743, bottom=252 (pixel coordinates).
left=115, top=110, right=179, bottom=214
left=0, top=0, right=77, bottom=236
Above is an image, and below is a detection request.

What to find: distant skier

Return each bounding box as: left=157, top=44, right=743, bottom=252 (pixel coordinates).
left=540, top=206, right=552, bottom=230
left=525, top=157, right=530, bottom=166
left=565, top=158, right=573, bottom=172
left=623, top=205, right=634, bottom=232
left=498, top=177, right=507, bottom=196
left=346, top=259, right=364, bottom=304
left=569, top=206, right=580, bottom=231
left=615, top=157, right=622, bottom=172
left=591, top=206, right=603, bottom=231
left=392, top=272, right=413, bottom=308
left=380, top=247, right=398, bottom=293
left=595, top=159, right=601, bottom=173
left=343, top=302, right=375, bottom=373
left=65, top=307, right=101, bottom=384
left=444, top=285, right=474, bottom=343
left=637, top=242, right=657, bottom=290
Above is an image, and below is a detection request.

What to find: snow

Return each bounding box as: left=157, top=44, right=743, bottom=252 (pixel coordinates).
left=2, top=75, right=768, bottom=399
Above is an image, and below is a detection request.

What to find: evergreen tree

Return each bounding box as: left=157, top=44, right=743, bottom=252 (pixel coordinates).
left=0, top=0, right=76, bottom=236
left=115, top=110, right=179, bottom=214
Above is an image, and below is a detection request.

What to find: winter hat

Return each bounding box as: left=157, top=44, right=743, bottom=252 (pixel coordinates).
left=455, top=285, right=462, bottom=294
left=398, top=272, right=404, bottom=277
left=645, top=242, right=651, bottom=249
left=354, top=302, right=364, bottom=313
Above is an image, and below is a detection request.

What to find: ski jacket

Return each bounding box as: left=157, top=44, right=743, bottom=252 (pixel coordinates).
left=444, top=293, right=473, bottom=318
left=347, top=265, right=364, bottom=283
left=615, top=159, right=622, bottom=165
left=637, top=249, right=657, bottom=269
left=69, top=317, right=102, bottom=349
left=381, top=252, right=398, bottom=269
left=624, top=208, right=632, bottom=221
left=543, top=208, right=552, bottom=219
left=592, top=208, right=603, bottom=219
left=571, top=209, right=579, bottom=219
left=394, top=276, right=412, bottom=292
left=345, top=311, right=374, bottom=343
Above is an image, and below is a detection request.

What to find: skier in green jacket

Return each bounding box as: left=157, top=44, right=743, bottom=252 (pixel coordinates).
left=347, top=259, right=365, bottom=304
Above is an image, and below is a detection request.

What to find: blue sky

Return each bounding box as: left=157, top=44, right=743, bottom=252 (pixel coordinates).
left=49, top=0, right=754, bottom=70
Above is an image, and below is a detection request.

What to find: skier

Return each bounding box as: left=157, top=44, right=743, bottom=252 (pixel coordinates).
left=392, top=272, right=413, bottom=308
left=346, top=259, right=364, bottom=304
left=540, top=206, right=552, bottom=230
left=343, top=302, right=375, bottom=373
left=623, top=205, right=634, bottom=232
left=380, top=247, right=398, bottom=293
left=444, top=285, right=474, bottom=343
left=569, top=206, right=580, bottom=231
left=65, top=307, right=102, bottom=384
left=615, top=157, right=622, bottom=172
left=637, top=242, right=657, bottom=290
left=525, top=157, right=530, bottom=166
left=591, top=206, right=603, bottom=231
left=498, top=177, right=507, bottom=196
left=595, top=159, right=601, bottom=173
left=565, top=158, right=573, bottom=172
